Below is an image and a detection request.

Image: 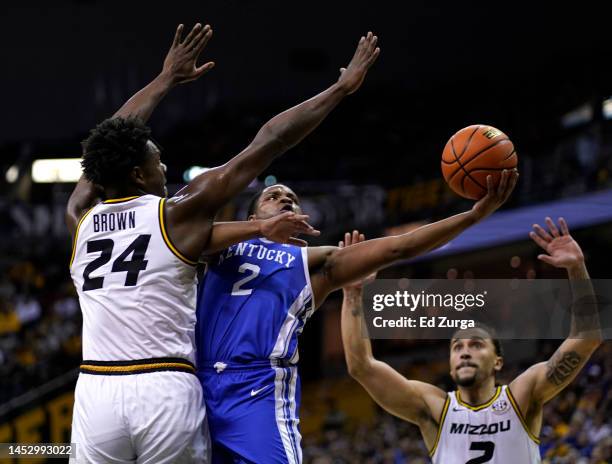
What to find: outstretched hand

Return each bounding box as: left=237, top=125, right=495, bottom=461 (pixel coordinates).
left=529, top=217, right=584, bottom=269
left=340, top=230, right=377, bottom=292
left=337, top=32, right=380, bottom=95
left=471, top=169, right=519, bottom=220
left=162, top=23, right=215, bottom=85
left=260, top=212, right=320, bottom=247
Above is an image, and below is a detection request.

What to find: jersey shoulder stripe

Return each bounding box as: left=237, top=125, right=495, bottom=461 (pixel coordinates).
left=157, top=198, right=197, bottom=266
left=506, top=386, right=541, bottom=444
left=69, top=207, right=95, bottom=268
left=429, top=395, right=450, bottom=457
left=103, top=196, right=141, bottom=204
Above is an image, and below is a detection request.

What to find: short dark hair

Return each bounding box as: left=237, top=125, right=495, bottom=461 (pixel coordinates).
left=81, top=117, right=151, bottom=187
left=451, top=324, right=504, bottom=357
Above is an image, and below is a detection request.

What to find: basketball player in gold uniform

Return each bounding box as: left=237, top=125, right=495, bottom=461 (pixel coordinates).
left=341, top=218, right=601, bottom=463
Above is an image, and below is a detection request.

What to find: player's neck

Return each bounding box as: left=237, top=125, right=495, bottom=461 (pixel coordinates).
left=104, top=186, right=145, bottom=201
left=456, top=378, right=497, bottom=406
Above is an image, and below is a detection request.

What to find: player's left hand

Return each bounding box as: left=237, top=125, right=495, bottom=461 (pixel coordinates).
left=161, top=23, right=215, bottom=85
left=337, top=31, right=380, bottom=95
left=259, top=212, right=320, bottom=246
left=471, top=169, right=519, bottom=220
left=529, top=217, right=585, bottom=269
left=340, top=230, right=377, bottom=291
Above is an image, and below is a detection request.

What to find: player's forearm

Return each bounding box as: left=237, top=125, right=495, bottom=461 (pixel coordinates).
left=394, top=209, right=481, bottom=258
left=258, top=83, right=347, bottom=153
left=233, top=84, right=347, bottom=176
left=567, top=262, right=601, bottom=342
left=201, top=83, right=348, bottom=212
left=204, top=221, right=264, bottom=254
left=324, top=210, right=479, bottom=291
left=112, top=72, right=175, bottom=122
left=341, top=288, right=375, bottom=377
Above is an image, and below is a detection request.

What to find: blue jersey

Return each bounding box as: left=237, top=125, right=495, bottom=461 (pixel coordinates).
left=196, top=238, right=314, bottom=366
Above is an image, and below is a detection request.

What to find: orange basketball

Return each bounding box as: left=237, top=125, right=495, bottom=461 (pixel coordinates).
left=441, top=125, right=518, bottom=200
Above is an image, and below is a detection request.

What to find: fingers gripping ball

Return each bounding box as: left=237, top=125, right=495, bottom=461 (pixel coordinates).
left=441, top=125, right=518, bottom=200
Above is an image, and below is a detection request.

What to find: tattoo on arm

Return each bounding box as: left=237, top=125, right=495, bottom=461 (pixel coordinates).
left=546, top=351, right=582, bottom=386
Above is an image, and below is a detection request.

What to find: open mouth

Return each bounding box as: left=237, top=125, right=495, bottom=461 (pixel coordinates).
left=281, top=205, right=294, bottom=212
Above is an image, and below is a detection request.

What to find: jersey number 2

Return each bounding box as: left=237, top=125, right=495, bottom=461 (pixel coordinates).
left=231, top=263, right=260, bottom=296
left=82, top=235, right=151, bottom=291
left=466, top=441, right=495, bottom=464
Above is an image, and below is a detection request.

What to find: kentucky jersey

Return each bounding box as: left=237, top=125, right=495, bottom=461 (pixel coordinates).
left=70, top=194, right=198, bottom=364
left=431, top=386, right=541, bottom=463
left=196, top=238, right=314, bottom=366
left=196, top=238, right=313, bottom=464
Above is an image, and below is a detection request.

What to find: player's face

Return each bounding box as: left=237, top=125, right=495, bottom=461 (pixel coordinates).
left=449, top=335, right=502, bottom=387
left=138, top=141, right=168, bottom=197
left=253, top=184, right=302, bottom=219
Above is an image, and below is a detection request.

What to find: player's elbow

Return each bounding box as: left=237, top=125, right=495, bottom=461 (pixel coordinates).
left=253, top=122, right=290, bottom=155
left=346, top=355, right=372, bottom=380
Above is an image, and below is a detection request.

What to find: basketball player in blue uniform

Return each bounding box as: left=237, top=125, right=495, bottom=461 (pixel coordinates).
left=196, top=167, right=518, bottom=462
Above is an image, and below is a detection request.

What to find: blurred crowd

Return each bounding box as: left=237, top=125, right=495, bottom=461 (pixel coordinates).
left=302, top=346, right=612, bottom=463
left=0, top=260, right=81, bottom=402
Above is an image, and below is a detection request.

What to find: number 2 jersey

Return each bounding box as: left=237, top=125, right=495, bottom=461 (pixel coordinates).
left=195, top=238, right=315, bottom=366
left=431, top=385, right=541, bottom=463
left=70, top=195, right=198, bottom=363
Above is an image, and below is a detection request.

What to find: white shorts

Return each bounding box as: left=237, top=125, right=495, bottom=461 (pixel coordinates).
left=70, top=371, right=209, bottom=463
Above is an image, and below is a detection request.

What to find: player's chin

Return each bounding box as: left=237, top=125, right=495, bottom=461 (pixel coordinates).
left=454, top=373, right=478, bottom=387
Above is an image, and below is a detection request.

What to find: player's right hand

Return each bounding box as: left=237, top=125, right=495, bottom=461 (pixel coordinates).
left=259, top=212, right=320, bottom=246
left=471, top=169, right=519, bottom=220
left=161, top=23, right=215, bottom=85
left=337, top=32, right=380, bottom=95
left=529, top=217, right=585, bottom=269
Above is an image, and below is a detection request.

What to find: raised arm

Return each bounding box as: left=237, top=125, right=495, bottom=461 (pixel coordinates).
left=339, top=232, right=446, bottom=449
left=309, top=170, right=518, bottom=303
left=66, top=23, right=214, bottom=236
left=166, top=32, right=381, bottom=225
left=510, top=218, right=602, bottom=413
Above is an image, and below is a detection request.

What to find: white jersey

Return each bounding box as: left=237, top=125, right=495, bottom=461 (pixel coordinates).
left=70, top=194, right=198, bottom=365
left=431, top=386, right=541, bottom=464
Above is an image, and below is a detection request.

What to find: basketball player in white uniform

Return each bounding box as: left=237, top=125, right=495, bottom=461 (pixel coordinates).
left=66, top=23, right=379, bottom=463
left=340, top=218, right=602, bottom=463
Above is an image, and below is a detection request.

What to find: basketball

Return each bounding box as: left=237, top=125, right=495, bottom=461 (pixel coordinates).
left=441, top=125, right=518, bottom=200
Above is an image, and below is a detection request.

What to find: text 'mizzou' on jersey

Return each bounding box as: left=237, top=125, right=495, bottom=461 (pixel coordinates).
left=70, top=195, right=198, bottom=365
left=196, top=238, right=314, bottom=366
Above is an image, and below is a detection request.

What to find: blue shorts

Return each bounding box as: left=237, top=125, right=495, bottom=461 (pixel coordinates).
left=198, top=362, right=302, bottom=464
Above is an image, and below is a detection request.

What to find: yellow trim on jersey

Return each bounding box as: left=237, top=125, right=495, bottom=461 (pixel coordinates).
left=69, top=208, right=95, bottom=268
left=157, top=198, right=198, bottom=266
left=80, top=362, right=195, bottom=374
left=429, top=396, right=450, bottom=457
left=103, top=196, right=141, bottom=204
left=506, top=386, right=541, bottom=445
left=456, top=386, right=502, bottom=411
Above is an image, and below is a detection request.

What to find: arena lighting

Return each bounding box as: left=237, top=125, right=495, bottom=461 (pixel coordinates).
left=31, top=158, right=82, bottom=183
left=183, top=166, right=210, bottom=182
left=603, top=97, right=612, bottom=120
left=5, top=165, right=19, bottom=183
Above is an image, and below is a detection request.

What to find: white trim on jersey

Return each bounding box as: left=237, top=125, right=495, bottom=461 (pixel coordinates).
left=273, top=367, right=300, bottom=464
left=269, top=285, right=311, bottom=360
left=300, top=247, right=315, bottom=310
left=287, top=367, right=302, bottom=463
